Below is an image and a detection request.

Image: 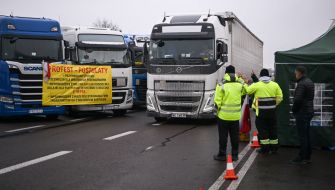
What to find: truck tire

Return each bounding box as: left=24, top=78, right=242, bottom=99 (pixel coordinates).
left=113, top=110, right=127, bottom=117
left=154, top=117, right=166, bottom=122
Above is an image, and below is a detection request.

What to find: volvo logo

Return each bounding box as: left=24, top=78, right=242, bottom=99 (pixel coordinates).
left=176, top=67, right=182, bottom=73
left=156, top=67, right=161, bottom=73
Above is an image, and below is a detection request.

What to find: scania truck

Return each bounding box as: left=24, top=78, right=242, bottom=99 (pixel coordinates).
left=145, top=12, right=263, bottom=121
left=0, top=16, right=65, bottom=118
left=62, top=27, right=133, bottom=116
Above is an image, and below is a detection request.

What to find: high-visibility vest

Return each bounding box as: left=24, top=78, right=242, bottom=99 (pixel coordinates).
left=214, top=74, right=247, bottom=121
left=246, top=80, right=283, bottom=116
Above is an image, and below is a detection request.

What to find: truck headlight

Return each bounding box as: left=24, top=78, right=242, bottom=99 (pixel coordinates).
left=203, top=93, right=215, bottom=112
left=0, top=96, right=14, bottom=103
left=126, top=89, right=133, bottom=104
left=146, top=95, right=156, bottom=111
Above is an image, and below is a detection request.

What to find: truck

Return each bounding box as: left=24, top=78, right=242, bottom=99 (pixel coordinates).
left=144, top=12, right=263, bottom=121
left=62, top=27, right=133, bottom=116
left=124, top=35, right=150, bottom=106
left=0, top=15, right=65, bottom=118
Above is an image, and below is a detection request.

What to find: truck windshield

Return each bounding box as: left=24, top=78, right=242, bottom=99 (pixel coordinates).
left=1, top=37, right=61, bottom=63
left=149, top=39, right=214, bottom=64
left=78, top=48, right=130, bottom=65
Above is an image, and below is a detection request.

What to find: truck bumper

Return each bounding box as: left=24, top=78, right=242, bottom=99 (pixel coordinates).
left=0, top=103, right=65, bottom=117
left=147, top=110, right=215, bottom=119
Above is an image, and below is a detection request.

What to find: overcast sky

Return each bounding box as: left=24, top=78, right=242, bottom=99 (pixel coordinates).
left=2, top=0, right=334, bottom=68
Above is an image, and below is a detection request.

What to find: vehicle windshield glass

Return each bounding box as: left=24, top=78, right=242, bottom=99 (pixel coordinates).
left=78, top=48, right=130, bottom=65
left=149, top=39, right=214, bottom=64
left=1, top=37, right=61, bottom=63
left=134, top=50, right=144, bottom=67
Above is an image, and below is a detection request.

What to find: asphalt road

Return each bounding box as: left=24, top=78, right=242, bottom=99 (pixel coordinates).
left=0, top=110, right=334, bottom=190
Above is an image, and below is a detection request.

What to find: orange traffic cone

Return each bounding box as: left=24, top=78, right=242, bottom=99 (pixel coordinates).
left=224, top=155, right=238, bottom=180
left=250, top=131, right=261, bottom=148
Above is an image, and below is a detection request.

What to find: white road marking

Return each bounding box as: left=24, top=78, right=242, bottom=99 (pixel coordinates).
left=152, top=123, right=161, bottom=126
left=70, top=118, right=86, bottom=122
left=145, top=146, right=154, bottom=151
left=226, top=149, right=258, bottom=190
left=103, top=131, right=137, bottom=141
left=0, top=151, right=72, bottom=175
left=208, top=145, right=251, bottom=190
left=5, top=125, right=46, bottom=133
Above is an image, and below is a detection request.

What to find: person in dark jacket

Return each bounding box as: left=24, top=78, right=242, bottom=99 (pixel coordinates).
left=291, top=66, right=315, bottom=165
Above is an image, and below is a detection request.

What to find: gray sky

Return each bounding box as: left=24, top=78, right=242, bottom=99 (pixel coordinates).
left=2, top=0, right=335, bottom=68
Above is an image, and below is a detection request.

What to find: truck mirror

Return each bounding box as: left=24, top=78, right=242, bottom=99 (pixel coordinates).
left=64, top=41, right=70, bottom=60
left=143, top=41, right=149, bottom=66
left=216, top=42, right=223, bottom=59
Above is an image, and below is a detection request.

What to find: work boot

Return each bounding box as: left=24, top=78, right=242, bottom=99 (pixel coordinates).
left=213, top=153, right=226, bottom=161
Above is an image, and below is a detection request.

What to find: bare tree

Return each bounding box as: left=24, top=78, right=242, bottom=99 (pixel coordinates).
left=92, top=18, right=121, bottom=31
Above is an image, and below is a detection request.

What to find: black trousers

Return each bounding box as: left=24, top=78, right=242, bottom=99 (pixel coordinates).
left=217, top=118, right=239, bottom=156
left=255, top=110, right=278, bottom=152
left=295, top=113, right=313, bottom=160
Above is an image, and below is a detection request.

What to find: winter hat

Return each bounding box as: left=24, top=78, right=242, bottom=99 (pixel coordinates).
left=225, top=65, right=235, bottom=74
left=260, top=69, right=270, bottom=77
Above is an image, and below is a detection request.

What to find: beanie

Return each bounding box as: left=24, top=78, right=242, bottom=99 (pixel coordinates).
left=225, top=65, right=235, bottom=74
left=260, top=69, right=270, bottom=77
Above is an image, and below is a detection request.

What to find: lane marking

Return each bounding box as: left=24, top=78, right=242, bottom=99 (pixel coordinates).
left=226, top=149, right=258, bottom=190
left=152, top=123, right=162, bottom=126
left=208, top=145, right=251, bottom=190
left=70, top=118, right=86, bottom=122
left=103, top=131, right=137, bottom=141
left=5, top=125, right=46, bottom=133
left=0, top=151, right=72, bottom=175
left=145, top=146, right=154, bottom=151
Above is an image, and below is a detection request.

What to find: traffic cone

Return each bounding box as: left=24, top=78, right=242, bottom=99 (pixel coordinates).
left=224, top=155, right=238, bottom=180
left=250, top=131, right=261, bottom=148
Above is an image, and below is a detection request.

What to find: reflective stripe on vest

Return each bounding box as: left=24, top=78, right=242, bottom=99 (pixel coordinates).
left=220, top=109, right=241, bottom=113
left=258, top=97, right=276, bottom=110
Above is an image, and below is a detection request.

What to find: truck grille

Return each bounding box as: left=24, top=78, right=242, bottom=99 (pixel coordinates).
left=154, top=80, right=204, bottom=113
left=10, top=72, right=43, bottom=103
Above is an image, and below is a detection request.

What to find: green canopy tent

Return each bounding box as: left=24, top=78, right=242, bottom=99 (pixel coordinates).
left=275, top=22, right=335, bottom=147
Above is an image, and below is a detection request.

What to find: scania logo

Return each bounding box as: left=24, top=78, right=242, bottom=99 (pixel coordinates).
left=176, top=67, right=182, bottom=73
left=24, top=66, right=43, bottom=71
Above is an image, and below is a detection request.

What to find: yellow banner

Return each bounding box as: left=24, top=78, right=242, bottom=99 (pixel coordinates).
left=42, top=63, right=112, bottom=106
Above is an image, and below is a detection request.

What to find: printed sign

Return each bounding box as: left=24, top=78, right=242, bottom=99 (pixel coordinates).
left=42, top=63, right=112, bottom=106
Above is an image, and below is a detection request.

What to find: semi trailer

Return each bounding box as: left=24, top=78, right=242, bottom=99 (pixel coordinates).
left=145, top=12, right=263, bottom=121
left=0, top=15, right=65, bottom=118
left=62, top=27, right=133, bottom=116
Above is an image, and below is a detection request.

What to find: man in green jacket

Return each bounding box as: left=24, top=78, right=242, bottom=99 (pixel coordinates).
left=246, top=69, right=283, bottom=154
left=214, top=65, right=247, bottom=161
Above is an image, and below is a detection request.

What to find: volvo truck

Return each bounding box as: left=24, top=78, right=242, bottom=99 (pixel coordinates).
left=62, top=27, right=133, bottom=116
left=0, top=15, right=65, bottom=118
left=145, top=12, right=263, bottom=121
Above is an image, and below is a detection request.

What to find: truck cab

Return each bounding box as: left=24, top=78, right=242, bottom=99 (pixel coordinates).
left=145, top=13, right=263, bottom=121
left=124, top=35, right=150, bottom=106
left=0, top=16, right=65, bottom=118
left=62, top=27, right=133, bottom=115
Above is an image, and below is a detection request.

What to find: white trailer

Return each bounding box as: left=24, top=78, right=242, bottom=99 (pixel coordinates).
left=145, top=12, right=263, bottom=121
left=62, top=27, right=133, bottom=116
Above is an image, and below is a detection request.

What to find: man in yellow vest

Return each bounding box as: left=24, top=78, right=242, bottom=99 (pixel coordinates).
left=214, top=65, right=247, bottom=161
left=246, top=69, right=283, bottom=154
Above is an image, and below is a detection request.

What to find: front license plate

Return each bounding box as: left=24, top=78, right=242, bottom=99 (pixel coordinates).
left=171, top=113, right=187, bottom=118
left=29, top=109, right=43, bottom=114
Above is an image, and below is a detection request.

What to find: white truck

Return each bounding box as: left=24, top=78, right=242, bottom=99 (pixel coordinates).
left=144, top=12, right=263, bottom=121
left=62, top=27, right=133, bottom=116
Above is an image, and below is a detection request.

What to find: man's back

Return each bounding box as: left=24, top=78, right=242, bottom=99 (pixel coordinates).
left=293, top=76, right=315, bottom=114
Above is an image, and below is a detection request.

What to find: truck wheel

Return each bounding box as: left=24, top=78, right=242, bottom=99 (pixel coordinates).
left=154, top=117, right=166, bottom=122
left=46, top=115, right=59, bottom=120
left=113, top=110, right=127, bottom=117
